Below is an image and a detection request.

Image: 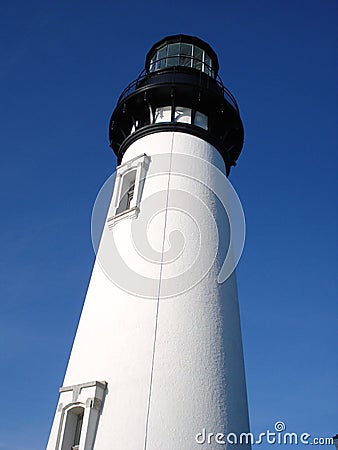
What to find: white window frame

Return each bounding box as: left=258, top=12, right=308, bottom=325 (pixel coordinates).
left=53, top=381, right=107, bottom=450
left=107, top=153, right=150, bottom=226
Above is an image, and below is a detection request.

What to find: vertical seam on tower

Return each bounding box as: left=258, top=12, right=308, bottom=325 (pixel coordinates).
left=143, top=133, right=175, bottom=450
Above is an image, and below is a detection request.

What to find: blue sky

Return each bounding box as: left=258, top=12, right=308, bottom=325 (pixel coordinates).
left=0, top=0, right=337, bottom=448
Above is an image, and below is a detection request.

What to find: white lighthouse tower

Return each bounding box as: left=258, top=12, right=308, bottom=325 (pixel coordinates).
left=47, top=35, right=250, bottom=450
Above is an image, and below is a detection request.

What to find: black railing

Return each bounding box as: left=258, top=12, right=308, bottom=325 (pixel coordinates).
left=116, top=61, right=239, bottom=113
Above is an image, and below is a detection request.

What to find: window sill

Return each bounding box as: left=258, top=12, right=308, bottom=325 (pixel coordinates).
left=107, top=206, right=139, bottom=228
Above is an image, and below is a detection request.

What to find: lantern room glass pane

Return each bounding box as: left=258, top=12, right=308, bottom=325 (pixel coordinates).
left=149, top=57, right=155, bottom=72
left=167, top=43, right=179, bottom=55
left=193, top=47, right=204, bottom=70
left=179, top=43, right=192, bottom=67
left=193, top=46, right=203, bottom=70
left=167, top=43, right=179, bottom=67
left=157, top=46, right=167, bottom=70
left=204, top=54, right=212, bottom=76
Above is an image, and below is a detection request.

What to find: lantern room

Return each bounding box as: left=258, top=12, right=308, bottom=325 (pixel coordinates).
left=109, top=34, right=244, bottom=175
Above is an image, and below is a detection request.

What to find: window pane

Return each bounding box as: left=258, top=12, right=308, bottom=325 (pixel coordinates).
left=166, top=56, right=179, bottom=67
left=149, top=57, right=155, bottom=72
left=157, top=46, right=167, bottom=69
left=179, top=43, right=192, bottom=67
left=194, top=111, right=208, bottom=130
left=167, top=43, right=179, bottom=67
left=204, top=54, right=212, bottom=76
left=158, top=46, right=167, bottom=59
left=154, top=106, right=172, bottom=123
left=157, top=59, right=166, bottom=70
left=174, top=106, right=191, bottom=124
left=193, top=46, right=203, bottom=60
left=193, top=46, right=203, bottom=70
left=74, top=413, right=84, bottom=445
left=116, top=170, right=137, bottom=214
left=167, top=43, right=179, bottom=56
left=61, top=407, right=84, bottom=450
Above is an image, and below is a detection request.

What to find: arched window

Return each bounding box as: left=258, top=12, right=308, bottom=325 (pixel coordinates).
left=108, top=153, right=150, bottom=225
left=61, top=406, right=84, bottom=450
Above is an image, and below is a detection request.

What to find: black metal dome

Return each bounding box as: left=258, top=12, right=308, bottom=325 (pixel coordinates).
left=109, top=34, right=244, bottom=175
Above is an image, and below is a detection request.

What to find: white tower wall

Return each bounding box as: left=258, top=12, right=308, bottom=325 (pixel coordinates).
left=47, top=131, right=250, bottom=449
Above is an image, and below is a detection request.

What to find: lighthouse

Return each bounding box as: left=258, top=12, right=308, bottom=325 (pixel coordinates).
left=47, top=35, right=250, bottom=449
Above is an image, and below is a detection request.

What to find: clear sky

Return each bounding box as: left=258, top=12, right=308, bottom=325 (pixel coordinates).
left=0, top=0, right=337, bottom=448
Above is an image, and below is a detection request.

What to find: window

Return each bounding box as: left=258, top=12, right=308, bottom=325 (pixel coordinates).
left=151, top=105, right=208, bottom=129
left=149, top=43, right=214, bottom=77
left=108, top=153, right=150, bottom=225
left=174, top=106, right=191, bottom=124
left=61, top=406, right=84, bottom=450
left=154, top=106, right=172, bottom=123
left=204, top=54, right=212, bottom=76
left=156, top=46, right=167, bottom=70
left=179, top=43, right=192, bottom=67
left=194, top=111, right=208, bottom=130
left=47, top=381, right=107, bottom=450
left=192, top=46, right=203, bottom=71
left=167, top=43, right=179, bottom=67
left=116, top=169, right=136, bottom=214
left=73, top=411, right=83, bottom=449
left=152, top=105, right=207, bottom=129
